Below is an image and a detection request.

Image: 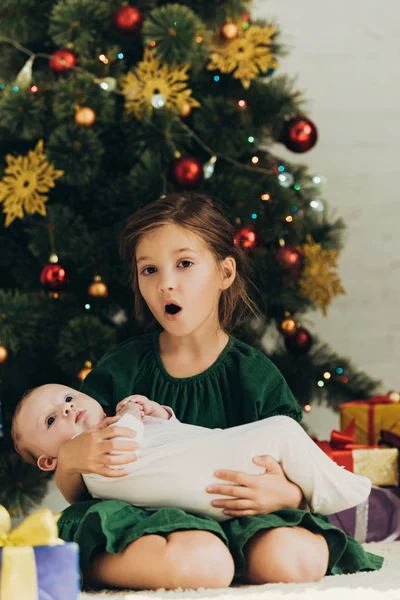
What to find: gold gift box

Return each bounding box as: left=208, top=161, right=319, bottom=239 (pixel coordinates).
left=353, top=447, right=399, bottom=486
left=340, top=397, right=400, bottom=445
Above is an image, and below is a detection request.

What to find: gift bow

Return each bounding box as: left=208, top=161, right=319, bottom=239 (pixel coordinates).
left=313, top=418, right=373, bottom=472
left=329, top=418, right=370, bottom=450
left=0, top=505, right=62, bottom=600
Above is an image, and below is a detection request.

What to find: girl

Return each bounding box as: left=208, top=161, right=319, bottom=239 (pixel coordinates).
left=55, top=193, right=383, bottom=590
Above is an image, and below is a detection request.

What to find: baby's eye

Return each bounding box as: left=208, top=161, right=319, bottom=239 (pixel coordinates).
left=47, top=415, right=56, bottom=428
left=141, top=266, right=156, bottom=276
left=65, top=395, right=74, bottom=403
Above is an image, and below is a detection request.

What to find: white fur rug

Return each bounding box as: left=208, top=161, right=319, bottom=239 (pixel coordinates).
left=80, top=542, right=400, bottom=600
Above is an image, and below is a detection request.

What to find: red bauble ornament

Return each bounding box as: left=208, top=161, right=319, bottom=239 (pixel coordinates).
left=281, top=117, right=318, bottom=153
left=114, top=6, right=144, bottom=33
left=285, top=327, right=313, bottom=355
left=274, top=245, right=304, bottom=277
left=234, top=226, right=257, bottom=249
left=49, top=49, right=76, bottom=73
left=40, top=263, right=69, bottom=291
left=170, top=156, right=204, bottom=188
left=242, top=11, right=251, bottom=23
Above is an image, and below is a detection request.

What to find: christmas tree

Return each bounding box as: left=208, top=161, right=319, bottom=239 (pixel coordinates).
left=0, top=0, right=379, bottom=515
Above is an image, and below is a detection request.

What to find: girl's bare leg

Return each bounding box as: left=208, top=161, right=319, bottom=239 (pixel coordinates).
left=84, top=530, right=235, bottom=590
left=243, top=526, right=329, bottom=584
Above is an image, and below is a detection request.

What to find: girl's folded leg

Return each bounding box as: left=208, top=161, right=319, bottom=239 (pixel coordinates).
left=84, top=530, right=235, bottom=590
left=246, top=415, right=371, bottom=514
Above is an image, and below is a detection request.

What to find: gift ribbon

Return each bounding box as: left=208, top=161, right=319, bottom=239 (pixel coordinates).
left=313, top=418, right=374, bottom=472
left=0, top=505, right=62, bottom=600
left=340, top=395, right=394, bottom=445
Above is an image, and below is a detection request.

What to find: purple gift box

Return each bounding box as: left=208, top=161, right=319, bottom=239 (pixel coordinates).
left=0, top=542, right=80, bottom=599
left=328, top=485, right=400, bottom=543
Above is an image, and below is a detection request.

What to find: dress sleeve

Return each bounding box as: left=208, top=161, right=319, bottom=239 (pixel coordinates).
left=250, top=353, right=303, bottom=423
left=80, top=364, right=116, bottom=412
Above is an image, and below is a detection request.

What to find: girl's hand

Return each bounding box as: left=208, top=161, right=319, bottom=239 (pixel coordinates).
left=206, top=455, right=303, bottom=517
left=57, top=415, right=140, bottom=477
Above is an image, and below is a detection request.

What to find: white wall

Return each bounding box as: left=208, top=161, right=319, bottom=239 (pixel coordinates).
left=37, top=0, right=400, bottom=514
left=253, top=0, right=400, bottom=436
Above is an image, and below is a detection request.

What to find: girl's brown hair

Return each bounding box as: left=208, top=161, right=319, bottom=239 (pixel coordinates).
left=119, top=193, right=260, bottom=332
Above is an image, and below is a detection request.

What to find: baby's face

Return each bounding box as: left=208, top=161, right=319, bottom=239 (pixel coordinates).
left=17, top=384, right=106, bottom=460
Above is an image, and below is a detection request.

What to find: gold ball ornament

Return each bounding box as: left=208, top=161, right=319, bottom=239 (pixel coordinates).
left=88, top=276, right=109, bottom=298
left=75, top=107, right=96, bottom=127
left=279, top=317, right=297, bottom=336
left=0, top=344, right=8, bottom=364
left=221, top=23, right=238, bottom=40
left=78, top=361, right=93, bottom=382
left=388, top=390, right=400, bottom=403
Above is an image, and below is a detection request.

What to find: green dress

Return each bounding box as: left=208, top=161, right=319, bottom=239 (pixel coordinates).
left=58, top=332, right=383, bottom=580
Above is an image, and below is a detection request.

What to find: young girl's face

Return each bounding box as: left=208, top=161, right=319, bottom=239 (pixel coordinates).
left=17, top=384, right=105, bottom=466
left=136, top=224, right=233, bottom=336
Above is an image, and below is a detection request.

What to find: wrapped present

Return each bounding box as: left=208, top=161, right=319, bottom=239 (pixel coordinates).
left=328, top=485, right=400, bottom=543
left=379, top=429, right=400, bottom=449
left=340, top=394, right=400, bottom=446
left=313, top=418, right=399, bottom=486
left=0, top=505, right=79, bottom=600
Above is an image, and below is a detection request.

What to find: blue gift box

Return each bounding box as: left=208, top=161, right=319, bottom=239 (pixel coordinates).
left=0, top=542, right=80, bottom=600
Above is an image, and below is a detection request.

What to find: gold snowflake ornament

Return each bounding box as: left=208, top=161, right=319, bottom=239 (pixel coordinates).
left=0, top=140, right=64, bottom=227
left=208, top=25, right=278, bottom=89
left=299, top=235, right=346, bottom=316
left=119, top=49, right=200, bottom=120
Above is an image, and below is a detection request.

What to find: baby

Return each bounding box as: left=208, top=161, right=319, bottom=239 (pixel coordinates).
left=12, top=384, right=371, bottom=522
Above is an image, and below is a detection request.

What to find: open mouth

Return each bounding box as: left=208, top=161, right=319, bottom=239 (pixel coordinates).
left=165, top=303, right=182, bottom=315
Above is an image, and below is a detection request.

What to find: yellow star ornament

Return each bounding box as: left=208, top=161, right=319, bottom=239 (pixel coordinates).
left=299, top=235, right=346, bottom=316
left=0, top=140, right=64, bottom=227
left=119, top=49, right=199, bottom=120
left=208, top=25, right=278, bottom=89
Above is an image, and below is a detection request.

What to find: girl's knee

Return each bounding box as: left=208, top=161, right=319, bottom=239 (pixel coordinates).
left=167, top=530, right=235, bottom=589
left=244, top=527, right=329, bottom=584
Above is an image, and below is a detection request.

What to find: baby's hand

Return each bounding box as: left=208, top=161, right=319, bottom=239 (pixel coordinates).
left=116, top=395, right=153, bottom=418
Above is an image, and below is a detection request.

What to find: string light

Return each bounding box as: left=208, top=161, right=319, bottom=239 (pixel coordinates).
left=317, top=380, right=324, bottom=387
left=98, top=54, right=109, bottom=64
left=85, top=304, right=91, bottom=310
left=277, top=172, right=294, bottom=188
left=285, top=215, right=293, bottom=223
left=30, top=85, right=38, bottom=93
left=336, top=367, right=344, bottom=375
left=261, top=193, right=270, bottom=201
left=304, top=404, right=311, bottom=412
left=310, top=199, right=324, bottom=213
left=196, top=36, right=203, bottom=43
left=248, top=136, right=254, bottom=143
left=238, top=99, right=247, bottom=108
left=251, top=213, right=257, bottom=219
left=323, top=372, right=331, bottom=380
left=293, top=184, right=301, bottom=191
left=278, top=165, right=285, bottom=172
left=150, top=40, right=157, bottom=47
left=0, top=36, right=301, bottom=182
